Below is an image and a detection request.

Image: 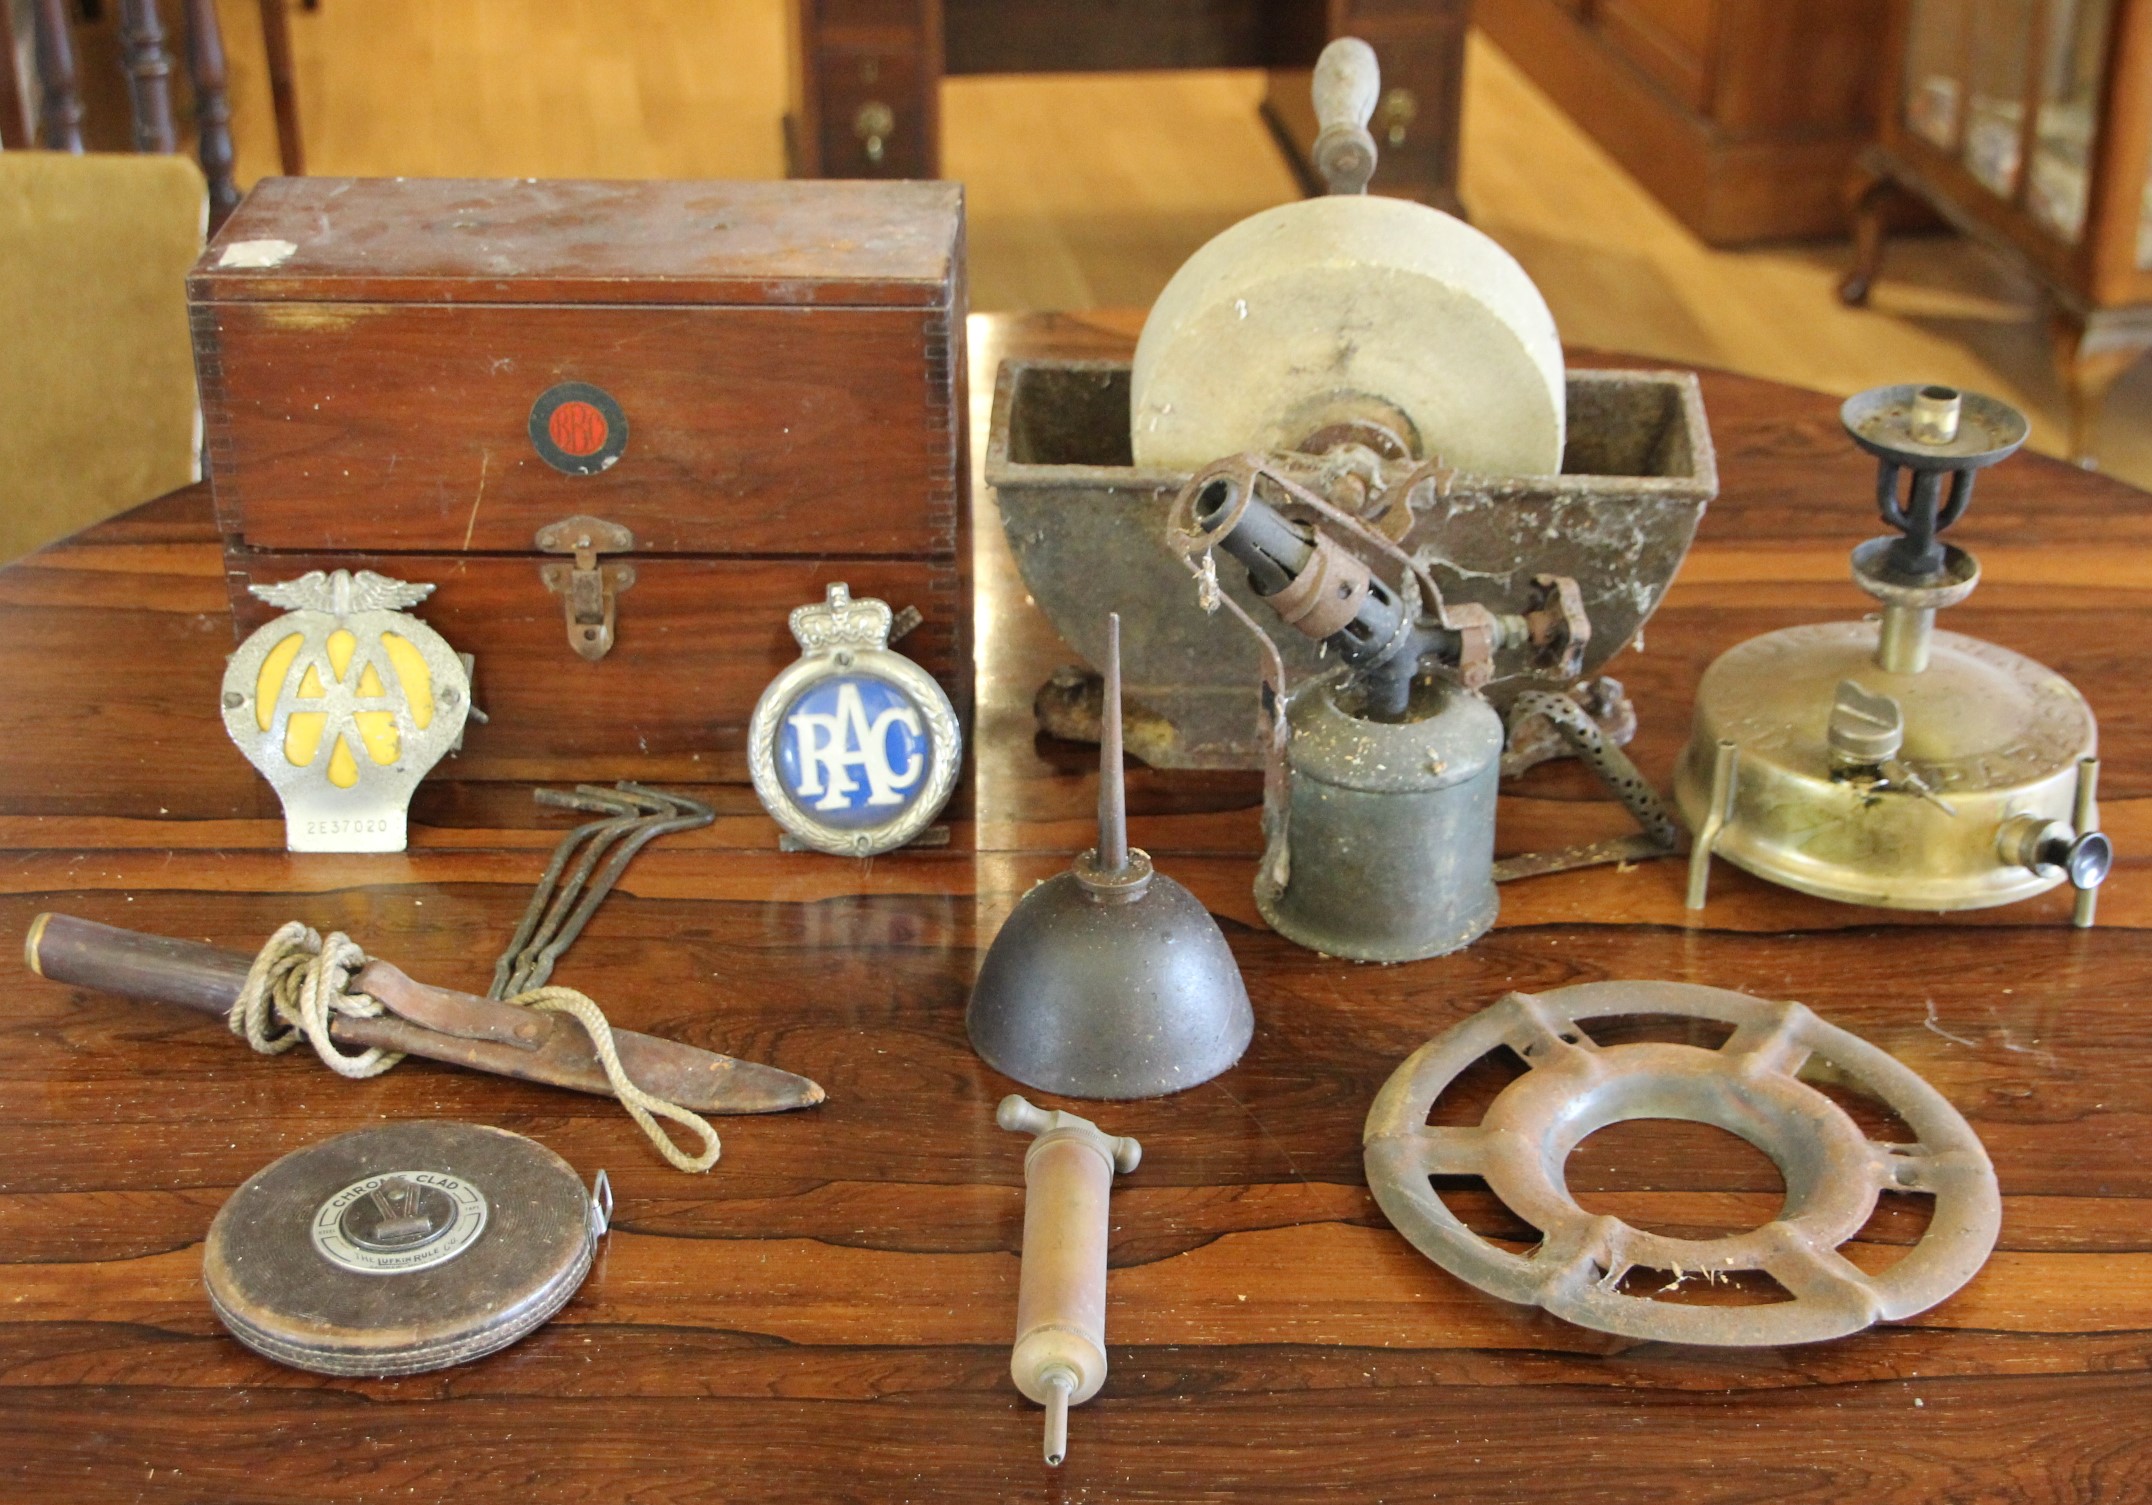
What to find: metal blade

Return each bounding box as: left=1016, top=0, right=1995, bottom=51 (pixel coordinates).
left=354, top=961, right=826, bottom=1115
left=327, top=1010, right=825, bottom=1114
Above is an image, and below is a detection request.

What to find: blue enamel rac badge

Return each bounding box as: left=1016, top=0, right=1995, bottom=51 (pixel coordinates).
left=748, top=584, right=961, bottom=856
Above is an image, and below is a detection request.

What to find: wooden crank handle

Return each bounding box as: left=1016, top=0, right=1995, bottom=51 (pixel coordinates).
left=1311, top=36, right=1380, bottom=195
left=26, top=912, right=255, bottom=1018
left=1313, top=36, right=1380, bottom=132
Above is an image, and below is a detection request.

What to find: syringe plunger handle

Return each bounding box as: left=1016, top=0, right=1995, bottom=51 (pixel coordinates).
left=1000, top=1096, right=1139, bottom=1468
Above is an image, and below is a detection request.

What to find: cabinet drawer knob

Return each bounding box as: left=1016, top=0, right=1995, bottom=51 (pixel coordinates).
left=855, top=100, right=895, bottom=166
left=1378, top=87, right=1418, bottom=149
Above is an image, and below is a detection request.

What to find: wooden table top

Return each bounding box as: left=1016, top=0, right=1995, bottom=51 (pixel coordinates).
left=4, top=309, right=2148, bottom=1503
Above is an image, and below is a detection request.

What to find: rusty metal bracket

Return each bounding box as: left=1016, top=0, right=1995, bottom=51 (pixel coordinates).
left=537, top=516, right=637, bottom=662
left=1491, top=688, right=1685, bottom=882
left=1524, top=573, right=1591, bottom=682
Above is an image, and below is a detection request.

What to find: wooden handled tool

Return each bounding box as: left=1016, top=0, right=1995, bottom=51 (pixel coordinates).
left=1311, top=35, right=1381, bottom=194
left=26, top=912, right=824, bottom=1114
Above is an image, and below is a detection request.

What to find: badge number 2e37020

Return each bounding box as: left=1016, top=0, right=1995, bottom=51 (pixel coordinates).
left=748, top=584, right=960, bottom=856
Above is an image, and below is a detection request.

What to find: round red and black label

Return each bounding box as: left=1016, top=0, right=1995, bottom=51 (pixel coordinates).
left=528, top=382, right=629, bottom=475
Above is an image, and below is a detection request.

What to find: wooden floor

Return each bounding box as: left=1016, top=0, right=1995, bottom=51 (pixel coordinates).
left=210, top=0, right=2152, bottom=487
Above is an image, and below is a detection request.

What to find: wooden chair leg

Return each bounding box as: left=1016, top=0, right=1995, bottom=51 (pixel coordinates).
left=185, top=0, right=241, bottom=224
left=0, top=3, right=29, bottom=149
left=259, top=0, right=305, bottom=175
left=1839, top=170, right=1899, bottom=307
left=30, top=0, right=86, bottom=151
left=116, top=0, right=177, bottom=155
left=2048, top=309, right=2152, bottom=469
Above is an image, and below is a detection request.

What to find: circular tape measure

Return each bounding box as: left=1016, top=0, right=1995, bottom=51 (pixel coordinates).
left=204, top=1121, right=610, bottom=1377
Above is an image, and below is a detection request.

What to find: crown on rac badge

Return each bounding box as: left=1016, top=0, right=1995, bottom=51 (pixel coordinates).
left=788, top=583, right=896, bottom=655
left=750, top=582, right=963, bottom=858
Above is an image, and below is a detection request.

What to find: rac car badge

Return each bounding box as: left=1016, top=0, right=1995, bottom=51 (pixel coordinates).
left=221, top=570, right=473, bottom=853
left=748, top=583, right=961, bottom=856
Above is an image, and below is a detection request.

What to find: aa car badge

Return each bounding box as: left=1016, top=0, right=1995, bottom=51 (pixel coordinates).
left=221, top=570, right=473, bottom=853
left=749, top=583, right=961, bottom=856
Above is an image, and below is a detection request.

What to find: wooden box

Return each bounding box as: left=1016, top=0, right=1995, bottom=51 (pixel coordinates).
left=187, top=177, right=968, bottom=783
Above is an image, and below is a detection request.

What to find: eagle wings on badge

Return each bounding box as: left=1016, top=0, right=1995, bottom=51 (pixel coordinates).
left=250, top=569, right=437, bottom=616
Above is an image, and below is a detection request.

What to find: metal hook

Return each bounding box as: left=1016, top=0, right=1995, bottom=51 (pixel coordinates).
left=491, top=783, right=716, bottom=997
left=510, top=785, right=714, bottom=993
left=488, top=787, right=646, bottom=999
left=588, top=1168, right=614, bottom=1239
left=503, top=785, right=675, bottom=993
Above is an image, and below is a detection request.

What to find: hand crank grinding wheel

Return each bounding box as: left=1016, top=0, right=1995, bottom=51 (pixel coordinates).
left=1130, top=194, right=1566, bottom=477
left=1363, top=982, right=2000, bottom=1346
left=204, top=1121, right=610, bottom=1377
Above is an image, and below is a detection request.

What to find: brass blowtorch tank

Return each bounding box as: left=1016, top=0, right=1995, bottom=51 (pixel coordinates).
left=1677, top=384, right=2111, bottom=923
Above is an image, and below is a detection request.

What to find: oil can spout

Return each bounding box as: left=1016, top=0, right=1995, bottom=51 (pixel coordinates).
left=1076, top=613, right=1152, bottom=903
left=1097, top=613, right=1129, bottom=874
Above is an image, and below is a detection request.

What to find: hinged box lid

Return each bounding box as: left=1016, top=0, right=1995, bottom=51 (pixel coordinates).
left=187, top=176, right=967, bottom=559
left=189, top=177, right=962, bottom=308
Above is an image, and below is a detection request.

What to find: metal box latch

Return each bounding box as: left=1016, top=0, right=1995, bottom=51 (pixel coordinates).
left=537, top=516, right=636, bottom=662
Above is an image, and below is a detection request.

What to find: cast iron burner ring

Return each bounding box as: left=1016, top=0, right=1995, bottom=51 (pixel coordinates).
left=1363, top=981, right=2001, bottom=1346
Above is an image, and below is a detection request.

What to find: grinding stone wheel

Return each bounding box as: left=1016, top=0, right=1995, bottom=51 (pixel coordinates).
left=203, top=1121, right=605, bottom=1377
left=1130, top=193, right=1566, bottom=476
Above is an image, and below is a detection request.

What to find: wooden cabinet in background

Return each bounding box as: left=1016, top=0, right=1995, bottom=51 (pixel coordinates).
left=786, top=0, right=1468, bottom=215
left=1476, top=0, right=1890, bottom=243
left=1842, top=0, right=2152, bottom=464
left=785, top=0, right=944, bottom=180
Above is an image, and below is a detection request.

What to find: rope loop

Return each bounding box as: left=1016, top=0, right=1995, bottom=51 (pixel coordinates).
left=230, top=921, right=399, bottom=1078
left=512, top=986, right=720, bottom=1174
left=228, top=924, right=720, bottom=1173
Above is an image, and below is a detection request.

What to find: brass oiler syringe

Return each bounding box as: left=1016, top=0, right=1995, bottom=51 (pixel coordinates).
left=997, top=1093, right=1141, bottom=1466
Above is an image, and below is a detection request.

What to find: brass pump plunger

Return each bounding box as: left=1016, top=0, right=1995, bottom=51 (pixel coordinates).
left=997, top=1094, right=1141, bottom=1467
left=967, top=615, right=1253, bottom=1098
left=1677, top=383, right=2110, bottom=921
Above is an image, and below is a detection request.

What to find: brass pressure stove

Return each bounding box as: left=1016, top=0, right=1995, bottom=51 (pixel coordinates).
left=1678, top=383, right=2110, bottom=922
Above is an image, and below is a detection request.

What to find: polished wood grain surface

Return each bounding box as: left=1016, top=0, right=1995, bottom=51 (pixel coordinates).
left=2, top=311, right=2149, bottom=1503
